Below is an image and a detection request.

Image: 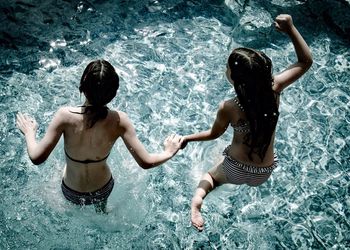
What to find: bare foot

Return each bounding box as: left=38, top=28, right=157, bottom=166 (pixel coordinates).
left=191, top=196, right=204, bottom=231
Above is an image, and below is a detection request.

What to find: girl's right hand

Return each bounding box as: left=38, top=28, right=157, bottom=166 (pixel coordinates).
left=164, top=134, right=183, bottom=156
left=16, top=113, right=38, bottom=135
left=275, top=14, right=294, bottom=33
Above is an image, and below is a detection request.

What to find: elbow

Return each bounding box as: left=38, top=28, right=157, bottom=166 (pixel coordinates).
left=139, top=162, right=154, bottom=170
left=29, top=155, right=47, bottom=165
left=210, top=131, right=223, bottom=140
left=30, top=158, right=44, bottom=165
left=299, top=58, right=313, bottom=73
left=138, top=158, right=156, bottom=169
left=305, top=57, right=313, bottom=69
left=303, top=52, right=313, bottom=70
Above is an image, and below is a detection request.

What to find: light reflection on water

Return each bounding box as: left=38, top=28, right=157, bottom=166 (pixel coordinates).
left=0, top=0, right=349, bottom=249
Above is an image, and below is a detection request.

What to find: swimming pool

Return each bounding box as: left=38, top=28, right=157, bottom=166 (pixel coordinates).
left=1, top=0, right=349, bottom=249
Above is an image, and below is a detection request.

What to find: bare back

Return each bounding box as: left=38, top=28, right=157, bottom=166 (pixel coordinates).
left=61, top=107, right=122, bottom=192
left=224, top=94, right=280, bottom=167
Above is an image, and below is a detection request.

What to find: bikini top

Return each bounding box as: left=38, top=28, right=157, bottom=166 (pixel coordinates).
left=65, top=149, right=110, bottom=164
left=231, top=98, right=250, bottom=133
left=231, top=92, right=280, bottom=133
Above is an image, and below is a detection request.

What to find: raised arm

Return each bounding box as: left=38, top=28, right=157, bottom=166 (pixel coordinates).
left=273, top=14, right=313, bottom=93
left=119, top=111, right=183, bottom=169
left=16, top=108, right=65, bottom=165
left=182, top=101, right=230, bottom=148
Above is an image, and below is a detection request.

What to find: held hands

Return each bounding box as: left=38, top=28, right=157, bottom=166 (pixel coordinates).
left=180, top=137, right=188, bottom=149
left=16, top=113, right=38, bottom=135
left=164, top=134, right=184, bottom=156
left=275, top=14, right=294, bottom=33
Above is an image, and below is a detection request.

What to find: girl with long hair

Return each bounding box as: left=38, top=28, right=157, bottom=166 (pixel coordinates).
left=181, top=14, right=313, bottom=231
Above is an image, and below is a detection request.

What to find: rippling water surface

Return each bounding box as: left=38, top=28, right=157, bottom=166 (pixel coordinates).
left=0, top=0, right=349, bottom=249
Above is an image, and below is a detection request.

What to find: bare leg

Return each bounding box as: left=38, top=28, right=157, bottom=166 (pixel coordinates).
left=191, top=162, right=227, bottom=231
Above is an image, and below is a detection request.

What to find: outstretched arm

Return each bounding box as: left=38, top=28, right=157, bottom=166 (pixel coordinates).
left=119, top=111, right=183, bottom=169
left=182, top=101, right=230, bottom=148
left=16, top=108, right=65, bottom=165
left=273, top=14, right=313, bottom=93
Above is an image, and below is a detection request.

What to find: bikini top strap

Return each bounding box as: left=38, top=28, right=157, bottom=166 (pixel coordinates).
left=64, top=149, right=110, bottom=164
left=233, top=97, right=244, bottom=112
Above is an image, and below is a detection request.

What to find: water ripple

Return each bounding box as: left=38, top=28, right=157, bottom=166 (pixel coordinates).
left=0, top=0, right=349, bottom=249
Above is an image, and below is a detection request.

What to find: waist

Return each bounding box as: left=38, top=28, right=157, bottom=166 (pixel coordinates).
left=62, top=175, right=114, bottom=194
left=63, top=164, right=112, bottom=192
left=223, top=145, right=277, bottom=168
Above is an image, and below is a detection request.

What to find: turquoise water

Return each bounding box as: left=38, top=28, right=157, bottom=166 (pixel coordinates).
left=1, top=0, right=349, bottom=249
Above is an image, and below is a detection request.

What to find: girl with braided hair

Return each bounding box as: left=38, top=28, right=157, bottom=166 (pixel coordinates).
left=181, top=14, right=313, bottom=231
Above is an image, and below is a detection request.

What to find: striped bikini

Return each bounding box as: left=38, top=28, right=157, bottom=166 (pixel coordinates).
left=221, top=98, right=278, bottom=186
left=222, top=146, right=277, bottom=187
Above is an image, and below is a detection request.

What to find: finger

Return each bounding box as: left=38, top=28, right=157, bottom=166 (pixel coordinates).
left=174, top=134, right=181, bottom=143
left=24, top=114, right=31, bottom=121
left=275, top=15, right=282, bottom=21
left=276, top=14, right=286, bottom=20
left=17, top=112, right=23, bottom=120
left=274, top=22, right=281, bottom=31
left=16, top=120, right=24, bottom=131
left=17, top=113, right=25, bottom=124
left=179, top=136, right=185, bottom=144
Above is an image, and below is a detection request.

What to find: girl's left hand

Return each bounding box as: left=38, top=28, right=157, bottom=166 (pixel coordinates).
left=16, top=113, right=38, bottom=135
left=164, top=134, right=184, bottom=155
left=180, top=137, right=188, bottom=149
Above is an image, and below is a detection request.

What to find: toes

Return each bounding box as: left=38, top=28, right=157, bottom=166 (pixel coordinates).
left=191, top=215, right=204, bottom=232
left=191, top=221, right=204, bottom=232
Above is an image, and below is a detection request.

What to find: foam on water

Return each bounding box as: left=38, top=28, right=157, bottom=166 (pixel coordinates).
left=0, top=0, right=349, bottom=249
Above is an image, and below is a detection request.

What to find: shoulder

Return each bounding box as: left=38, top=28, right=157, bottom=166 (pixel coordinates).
left=219, top=99, right=235, bottom=112
left=112, top=110, right=132, bottom=127
left=54, top=107, right=72, bottom=121
left=56, top=106, right=72, bottom=115
left=114, top=110, right=128, bottom=121
left=45, top=107, right=73, bottom=129
left=272, top=81, right=283, bottom=94
left=113, top=110, right=136, bottom=135
left=53, top=106, right=83, bottom=125
left=216, top=100, right=235, bottom=120
left=56, top=106, right=79, bottom=118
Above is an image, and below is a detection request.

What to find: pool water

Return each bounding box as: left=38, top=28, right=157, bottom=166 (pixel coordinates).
left=1, top=0, right=349, bottom=249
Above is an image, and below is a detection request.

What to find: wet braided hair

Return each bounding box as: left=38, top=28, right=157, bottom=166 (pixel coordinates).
left=79, top=60, right=119, bottom=128
left=228, top=48, right=279, bottom=161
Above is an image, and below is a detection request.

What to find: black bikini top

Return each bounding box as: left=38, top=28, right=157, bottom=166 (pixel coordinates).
left=64, top=149, right=109, bottom=164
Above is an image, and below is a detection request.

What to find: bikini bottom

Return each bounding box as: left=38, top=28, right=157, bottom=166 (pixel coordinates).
left=61, top=176, right=114, bottom=205
left=222, top=146, right=278, bottom=187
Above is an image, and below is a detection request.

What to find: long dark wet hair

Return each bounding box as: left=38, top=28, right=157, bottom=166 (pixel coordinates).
left=78, top=59, right=119, bottom=128
left=228, top=48, right=279, bottom=161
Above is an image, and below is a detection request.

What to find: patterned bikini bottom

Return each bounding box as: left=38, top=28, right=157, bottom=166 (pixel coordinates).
left=222, top=146, right=278, bottom=187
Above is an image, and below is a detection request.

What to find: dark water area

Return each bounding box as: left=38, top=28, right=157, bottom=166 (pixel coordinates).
left=0, top=0, right=349, bottom=75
